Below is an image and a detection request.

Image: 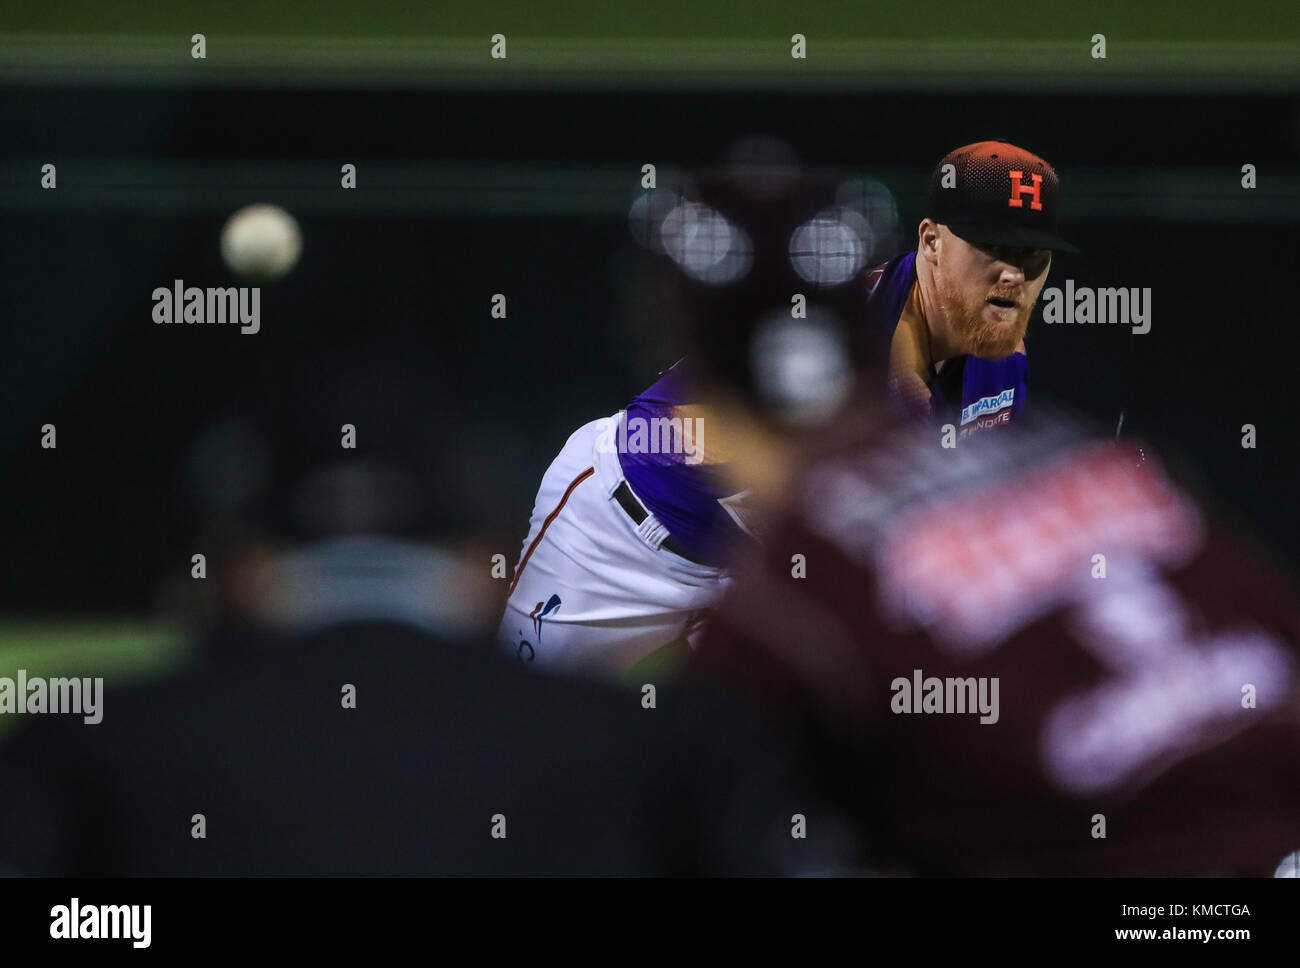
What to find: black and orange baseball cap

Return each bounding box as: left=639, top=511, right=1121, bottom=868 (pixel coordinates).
left=926, top=141, right=1078, bottom=253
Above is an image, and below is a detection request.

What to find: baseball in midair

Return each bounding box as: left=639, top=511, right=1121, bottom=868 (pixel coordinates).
left=220, top=204, right=302, bottom=280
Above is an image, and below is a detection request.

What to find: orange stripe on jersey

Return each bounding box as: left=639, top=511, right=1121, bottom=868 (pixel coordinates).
left=507, top=466, right=595, bottom=596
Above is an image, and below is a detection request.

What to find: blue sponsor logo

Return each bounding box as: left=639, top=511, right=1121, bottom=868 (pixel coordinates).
left=961, top=388, right=1015, bottom=426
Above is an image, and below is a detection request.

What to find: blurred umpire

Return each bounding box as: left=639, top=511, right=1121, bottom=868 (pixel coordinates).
left=0, top=347, right=850, bottom=875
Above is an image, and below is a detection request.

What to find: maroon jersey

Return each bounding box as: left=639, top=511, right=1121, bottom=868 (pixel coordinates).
left=694, top=412, right=1300, bottom=875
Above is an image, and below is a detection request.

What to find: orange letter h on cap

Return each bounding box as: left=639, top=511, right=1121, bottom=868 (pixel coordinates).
left=1007, top=171, right=1043, bottom=211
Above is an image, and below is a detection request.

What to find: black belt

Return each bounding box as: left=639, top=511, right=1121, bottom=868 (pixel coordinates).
left=612, top=481, right=712, bottom=567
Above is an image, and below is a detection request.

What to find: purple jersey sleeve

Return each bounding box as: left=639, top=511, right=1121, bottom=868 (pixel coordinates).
left=616, top=362, right=740, bottom=565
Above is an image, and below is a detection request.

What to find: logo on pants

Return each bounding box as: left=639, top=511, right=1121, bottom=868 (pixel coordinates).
left=530, top=594, right=562, bottom=640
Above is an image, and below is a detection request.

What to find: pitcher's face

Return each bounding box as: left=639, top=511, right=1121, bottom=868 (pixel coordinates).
left=933, top=226, right=1051, bottom=360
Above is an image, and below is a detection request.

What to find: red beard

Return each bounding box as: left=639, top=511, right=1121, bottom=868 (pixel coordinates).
left=936, top=275, right=1030, bottom=360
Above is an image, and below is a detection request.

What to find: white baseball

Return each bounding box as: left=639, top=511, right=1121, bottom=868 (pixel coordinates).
left=220, top=204, right=302, bottom=280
